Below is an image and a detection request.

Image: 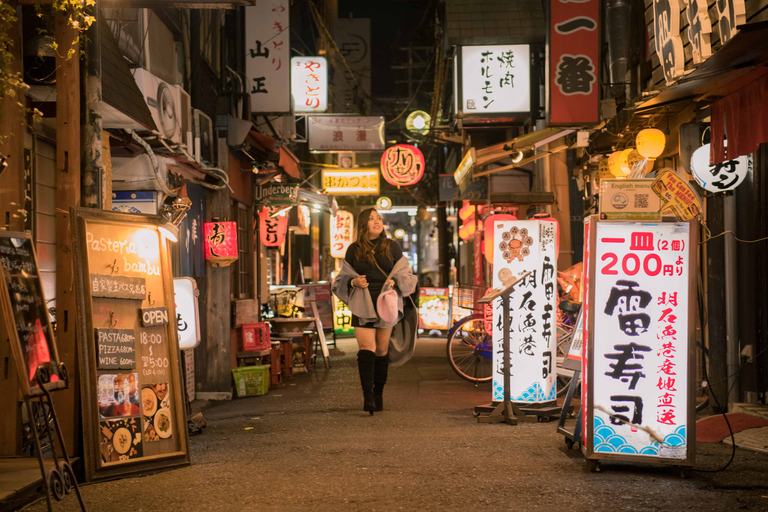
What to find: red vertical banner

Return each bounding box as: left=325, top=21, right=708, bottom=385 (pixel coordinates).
left=550, top=0, right=599, bottom=125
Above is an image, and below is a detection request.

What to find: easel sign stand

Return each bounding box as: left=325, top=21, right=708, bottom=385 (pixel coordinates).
left=0, top=232, right=87, bottom=511
left=475, top=272, right=530, bottom=425
left=557, top=308, right=584, bottom=449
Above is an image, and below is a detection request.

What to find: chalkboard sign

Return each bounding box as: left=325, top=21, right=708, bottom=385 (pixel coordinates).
left=0, top=232, right=65, bottom=397
left=95, top=329, right=136, bottom=370
left=72, top=209, right=189, bottom=482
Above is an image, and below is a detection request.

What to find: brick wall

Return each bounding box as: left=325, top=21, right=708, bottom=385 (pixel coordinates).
left=445, top=0, right=546, bottom=45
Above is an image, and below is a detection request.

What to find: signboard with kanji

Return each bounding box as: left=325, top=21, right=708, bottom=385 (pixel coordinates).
left=308, top=116, right=385, bottom=152
left=582, top=218, right=696, bottom=467
left=380, top=144, right=425, bottom=186
left=491, top=220, right=558, bottom=404
left=291, top=56, right=328, bottom=113
left=321, top=168, right=379, bottom=195
left=245, top=2, right=290, bottom=113
left=330, top=210, right=354, bottom=258
left=459, top=45, right=531, bottom=115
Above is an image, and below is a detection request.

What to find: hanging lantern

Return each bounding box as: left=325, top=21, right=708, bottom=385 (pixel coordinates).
left=636, top=128, right=666, bottom=160
left=691, top=143, right=753, bottom=192
left=203, top=221, right=238, bottom=267
left=330, top=210, right=354, bottom=258
left=608, top=151, right=625, bottom=177
left=258, top=207, right=288, bottom=248
left=380, top=144, right=425, bottom=186
left=618, top=148, right=634, bottom=175
left=483, top=214, right=517, bottom=264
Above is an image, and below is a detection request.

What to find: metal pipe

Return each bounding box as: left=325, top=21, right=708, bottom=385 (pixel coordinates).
left=724, top=193, right=740, bottom=405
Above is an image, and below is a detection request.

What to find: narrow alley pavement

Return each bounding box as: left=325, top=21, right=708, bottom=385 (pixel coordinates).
left=25, top=338, right=768, bottom=512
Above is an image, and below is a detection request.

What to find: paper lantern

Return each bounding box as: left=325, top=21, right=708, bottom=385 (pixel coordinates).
left=330, top=210, right=354, bottom=258
left=203, top=221, right=238, bottom=267
left=608, top=151, right=625, bottom=177
left=380, top=144, right=425, bottom=186
left=691, top=143, right=752, bottom=192
left=636, top=128, right=665, bottom=160
left=618, top=148, right=633, bottom=175
left=258, top=207, right=288, bottom=248
left=483, top=214, right=517, bottom=264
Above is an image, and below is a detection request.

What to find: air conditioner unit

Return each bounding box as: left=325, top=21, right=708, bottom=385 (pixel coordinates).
left=193, top=109, right=214, bottom=165
left=173, top=85, right=193, bottom=152
left=132, top=67, right=181, bottom=144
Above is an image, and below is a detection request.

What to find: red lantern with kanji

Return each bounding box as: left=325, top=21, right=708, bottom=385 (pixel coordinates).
left=203, top=221, right=238, bottom=267
left=258, top=207, right=289, bottom=248
left=380, top=144, right=425, bottom=186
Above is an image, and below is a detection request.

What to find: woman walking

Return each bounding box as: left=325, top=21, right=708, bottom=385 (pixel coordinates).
left=332, top=208, right=417, bottom=415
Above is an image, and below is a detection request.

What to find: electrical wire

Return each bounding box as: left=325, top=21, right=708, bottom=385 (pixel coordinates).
left=699, top=222, right=768, bottom=245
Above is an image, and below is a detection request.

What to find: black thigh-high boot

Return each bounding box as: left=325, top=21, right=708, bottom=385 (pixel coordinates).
left=373, top=354, right=389, bottom=412
left=357, top=350, right=376, bottom=415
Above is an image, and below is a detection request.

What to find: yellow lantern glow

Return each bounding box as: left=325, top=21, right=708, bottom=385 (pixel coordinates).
left=635, top=128, right=665, bottom=160
left=608, top=151, right=624, bottom=177
left=618, top=148, right=633, bottom=175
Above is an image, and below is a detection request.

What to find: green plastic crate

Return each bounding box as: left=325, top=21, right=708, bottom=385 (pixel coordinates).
left=232, top=365, right=270, bottom=397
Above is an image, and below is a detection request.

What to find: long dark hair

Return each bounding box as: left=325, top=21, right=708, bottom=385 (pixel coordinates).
left=354, top=208, right=393, bottom=263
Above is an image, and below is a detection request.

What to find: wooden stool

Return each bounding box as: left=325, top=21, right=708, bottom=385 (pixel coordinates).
left=279, top=340, right=293, bottom=379
left=269, top=343, right=282, bottom=386
left=236, top=349, right=271, bottom=368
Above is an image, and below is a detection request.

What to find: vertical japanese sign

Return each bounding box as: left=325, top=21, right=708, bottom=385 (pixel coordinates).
left=330, top=210, right=353, bottom=258
left=550, top=0, right=599, bottom=124
left=332, top=292, right=353, bottom=336
left=332, top=18, right=371, bottom=113
left=685, top=0, right=712, bottom=64
left=653, top=0, right=685, bottom=85
left=292, top=57, right=328, bottom=113
left=589, top=221, right=692, bottom=460
left=491, top=220, right=558, bottom=403
left=245, top=2, right=290, bottom=113
left=460, top=45, right=530, bottom=114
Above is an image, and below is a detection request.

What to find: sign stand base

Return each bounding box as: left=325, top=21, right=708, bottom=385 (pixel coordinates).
left=26, top=366, right=87, bottom=511
left=557, top=368, right=583, bottom=449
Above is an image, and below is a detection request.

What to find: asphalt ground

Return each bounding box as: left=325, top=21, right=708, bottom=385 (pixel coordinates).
left=21, top=337, right=768, bottom=511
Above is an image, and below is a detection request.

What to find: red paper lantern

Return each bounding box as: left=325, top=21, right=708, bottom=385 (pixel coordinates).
left=380, top=144, right=425, bottom=186
left=258, top=207, right=288, bottom=248
left=203, top=221, right=238, bottom=267
left=484, top=214, right=517, bottom=264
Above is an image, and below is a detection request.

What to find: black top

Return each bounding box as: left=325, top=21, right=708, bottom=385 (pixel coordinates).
left=344, top=237, right=403, bottom=299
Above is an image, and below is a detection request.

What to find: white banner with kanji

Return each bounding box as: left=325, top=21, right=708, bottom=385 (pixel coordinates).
left=245, top=2, right=290, bottom=113
left=591, top=222, right=690, bottom=459
left=491, top=220, right=558, bottom=403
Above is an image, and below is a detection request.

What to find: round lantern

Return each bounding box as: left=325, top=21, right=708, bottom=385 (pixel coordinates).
left=618, top=148, right=633, bottom=175
left=380, top=144, right=425, bottom=186
left=405, top=110, right=431, bottom=135
left=636, top=128, right=666, bottom=160
left=691, top=143, right=753, bottom=192
left=608, top=151, right=624, bottom=177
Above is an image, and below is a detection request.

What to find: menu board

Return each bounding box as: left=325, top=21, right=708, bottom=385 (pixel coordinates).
left=418, top=287, right=451, bottom=331
left=0, top=232, right=65, bottom=396
left=72, top=209, right=189, bottom=481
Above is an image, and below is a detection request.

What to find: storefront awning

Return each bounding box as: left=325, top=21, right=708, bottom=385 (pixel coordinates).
left=247, top=130, right=303, bottom=179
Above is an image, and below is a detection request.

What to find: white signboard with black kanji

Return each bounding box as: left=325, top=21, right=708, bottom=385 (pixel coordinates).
left=589, top=221, right=693, bottom=461
left=491, top=220, right=558, bottom=403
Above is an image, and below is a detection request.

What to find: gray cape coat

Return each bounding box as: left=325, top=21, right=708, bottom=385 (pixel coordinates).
left=332, top=256, right=419, bottom=366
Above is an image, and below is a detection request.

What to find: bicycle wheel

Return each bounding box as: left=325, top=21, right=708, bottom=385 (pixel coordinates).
left=446, top=315, right=493, bottom=383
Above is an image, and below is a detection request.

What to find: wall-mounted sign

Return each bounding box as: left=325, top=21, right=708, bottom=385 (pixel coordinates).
left=583, top=219, right=695, bottom=465
left=550, top=0, right=599, bottom=124
left=599, top=179, right=662, bottom=221
left=90, top=274, right=147, bottom=300
left=491, top=220, right=558, bottom=403
left=258, top=207, right=289, bottom=247
left=332, top=18, right=371, bottom=113
left=380, top=144, right=425, bottom=186
left=653, top=0, right=685, bottom=84
left=651, top=170, right=703, bottom=221
left=291, top=56, right=328, bottom=113
left=254, top=183, right=299, bottom=207
left=245, top=2, right=290, bottom=113
left=308, top=116, right=385, bottom=152
left=173, top=277, right=200, bottom=351
left=0, top=232, right=66, bottom=397
left=203, top=221, right=238, bottom=267
left=685, top=0, right=712, bottom=64
left=716, top=0, right=747, bottom=44
left=690, top=144, right=752, bottom=192
left=460, top=45, right=531, bottom=114
left=330, top=210, right=354, bottom=258
left=72, top=209, right=189, bottom=481
left=321, top=168, right=379, bottom=195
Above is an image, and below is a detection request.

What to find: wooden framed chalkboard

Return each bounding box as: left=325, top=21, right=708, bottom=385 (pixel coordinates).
left=0, top=231, right=67, bottom=397
left=71, top=208, right=190, bottom=481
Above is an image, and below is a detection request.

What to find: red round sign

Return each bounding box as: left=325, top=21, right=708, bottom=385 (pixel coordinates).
left=380, top=144, right=425, bottom=186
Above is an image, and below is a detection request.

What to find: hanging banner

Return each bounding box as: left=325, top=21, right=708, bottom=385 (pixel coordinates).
left=258, top=207, right=289, bottom=247
left=308, top=116, right=385, bottom=151
left=291, top=56, right=328, bottom=113
left=491, top=220, right=558, bottom=403
left=330, top=210, right=354, bottom=258
left=585, top=220, right=695, bottom=464
left=380, top=144, right=425, bottom=186
left=459, top=45, right=531, bottom=114
left=321, top=168, right=379, bottom=195
left=550, top=0, right=599, bottom=124
left=653, top=0, right=685, bottom=84
left=245, top=2, right=290, bottom=113
left=685, top=0, right=712, bottom=64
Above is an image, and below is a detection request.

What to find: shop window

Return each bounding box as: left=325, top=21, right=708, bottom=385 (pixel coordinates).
left=230, top=201, right=253, bottom=299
